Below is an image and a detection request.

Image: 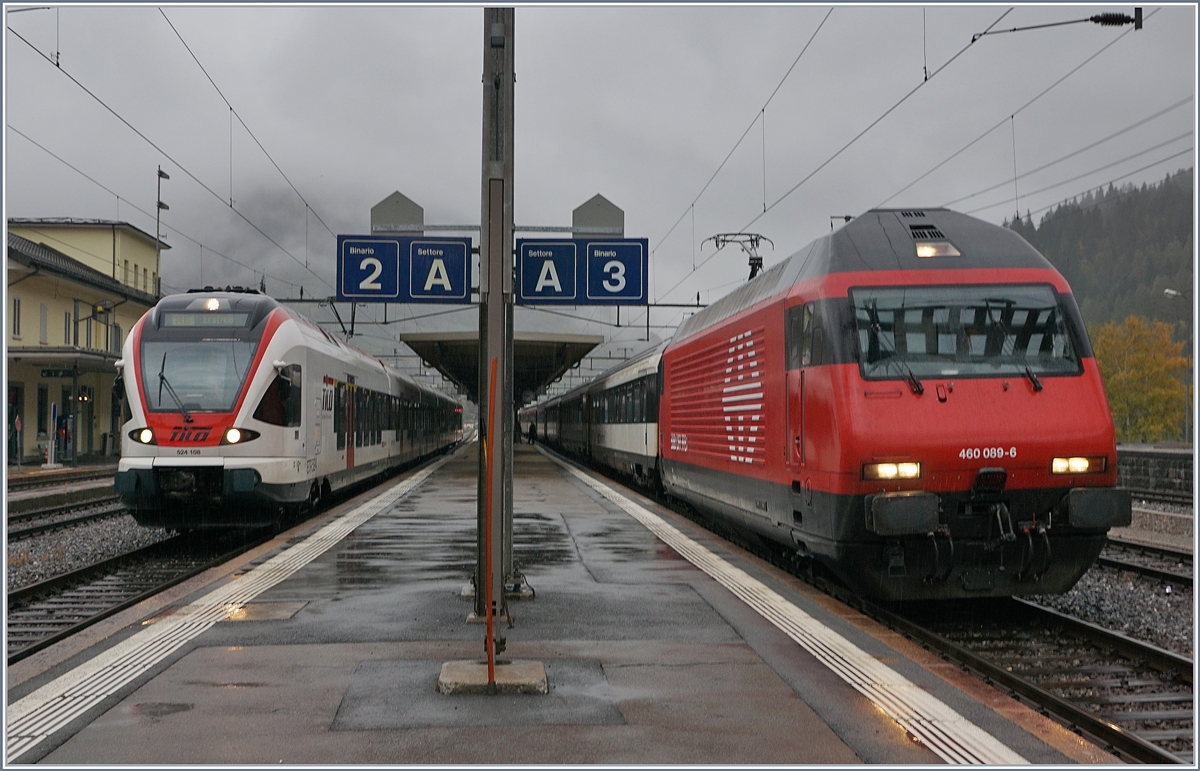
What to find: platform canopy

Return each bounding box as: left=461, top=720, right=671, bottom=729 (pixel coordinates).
left=400, top=330, right=604, bottom=406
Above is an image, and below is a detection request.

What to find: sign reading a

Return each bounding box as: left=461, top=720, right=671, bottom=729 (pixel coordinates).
left=517, top=241, right=576, bottom=303
left=337, top=235, right=471, bottom=303
left=516, top=238, right=647, bottom=305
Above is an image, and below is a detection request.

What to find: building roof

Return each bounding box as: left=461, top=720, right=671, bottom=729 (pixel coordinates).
left=8, top=218, right=170, bottom=251
left=8, top=231, right=159, bottom=306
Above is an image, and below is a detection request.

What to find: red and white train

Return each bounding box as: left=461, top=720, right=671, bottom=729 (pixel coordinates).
left=115, top=288, right=462, bottom=530
left=526, top=209, right=1131, bottom=601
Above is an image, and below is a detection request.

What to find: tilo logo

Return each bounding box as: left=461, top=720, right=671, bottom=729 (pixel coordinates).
left=169, top=426, right=212, bottom=442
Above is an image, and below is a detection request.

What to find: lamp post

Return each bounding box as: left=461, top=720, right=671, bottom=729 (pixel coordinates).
left=1164, top=287, right=1193, bottom=443
left=155, top=166, right=169, bottom=296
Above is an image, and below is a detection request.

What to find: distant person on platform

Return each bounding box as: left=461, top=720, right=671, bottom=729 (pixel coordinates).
left=527, top=422, right=537, bottom=445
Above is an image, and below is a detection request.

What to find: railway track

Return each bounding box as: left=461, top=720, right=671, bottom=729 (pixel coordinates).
left=561, top=455, right=1195, bottom=764
left=1100, top=540, right=1193, bottom=588
left=6, top=531, right=268, bottom=665
left=841, top=590, right=1194, bottom=764
left=1129, top=488, right=1194, bottom=508
left=7, top=466, right=117, bottom=493
left=8, top=496, right=127, bottom=541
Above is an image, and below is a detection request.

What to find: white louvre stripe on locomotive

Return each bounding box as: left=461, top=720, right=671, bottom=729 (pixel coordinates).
left=557, top=456, right=1028, bottom=766
left=723, top=329, right=764, bottom=463
left=6, top=454, right=451, bottom=764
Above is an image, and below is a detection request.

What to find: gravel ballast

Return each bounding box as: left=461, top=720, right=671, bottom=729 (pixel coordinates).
left=7, top=514, right=173, bottom=590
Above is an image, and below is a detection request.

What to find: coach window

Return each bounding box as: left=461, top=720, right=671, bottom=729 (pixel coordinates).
left=334, top=383, right=346, bottom=449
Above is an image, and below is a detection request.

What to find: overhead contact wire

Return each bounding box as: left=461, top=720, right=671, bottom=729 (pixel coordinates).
left=877, top=8, right=1160, bottom=208
left=158, top=9, right=337, bottom=240
left=658, top=7, right=1015, bottom=303
left=6, top=24, right=333, bottom=292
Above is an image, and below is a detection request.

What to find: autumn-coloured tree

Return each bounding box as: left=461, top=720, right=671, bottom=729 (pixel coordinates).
left=1092, top=316, right=1191, bottom=442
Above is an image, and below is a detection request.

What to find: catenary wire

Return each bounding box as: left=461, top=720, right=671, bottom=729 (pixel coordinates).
left=6, top=24, right=333, bottom=293
left=876, top=8, right=1160, bottom=208
left=7, top=123, right=305, bottom=293
left=157, top=8, right=337, bottom=240
left=1023, top=163, right=1192, bottom=220
left=652, top=8, right=834, bottom=263
left=656, top=7, right=1015, bottom=303
left=963, top=141, right=1192, bottom=216
left=941, top=96, right=1193, bottom=207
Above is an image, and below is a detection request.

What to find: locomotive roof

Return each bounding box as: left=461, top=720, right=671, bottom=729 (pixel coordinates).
left=674, top=208, right=1053, bottom=344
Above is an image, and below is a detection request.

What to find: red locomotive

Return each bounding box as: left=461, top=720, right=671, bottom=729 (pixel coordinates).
left=533, top=209, right=1130, bottom=601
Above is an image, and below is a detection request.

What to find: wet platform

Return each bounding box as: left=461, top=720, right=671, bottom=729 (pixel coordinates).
left=7, top=443, right=1116, bottom=764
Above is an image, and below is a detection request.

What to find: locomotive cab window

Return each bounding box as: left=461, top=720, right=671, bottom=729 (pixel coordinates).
left=253, top=364, right=302, bottom=427
left=849, top=284, right=1085, bottom=381
left=786, top=302, right=838, bottom=368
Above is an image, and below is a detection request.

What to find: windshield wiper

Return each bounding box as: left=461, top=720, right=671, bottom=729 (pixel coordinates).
left=902, top=363, right=924, bottom=395
left=158, top=352, right=194, bottom=423
left=1023, top=365, right=1043, bottom=392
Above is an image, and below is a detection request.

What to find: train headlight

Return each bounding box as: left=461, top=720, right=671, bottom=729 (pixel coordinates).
left=914, top=241, right=961, bottom=258
left=220, top=427, right=260, bottom=445
left=129, top=428, right=156, bottom=445
left=1051, top=456, right=1106, bottom=474
left=863, top=461, right=921, bottom=480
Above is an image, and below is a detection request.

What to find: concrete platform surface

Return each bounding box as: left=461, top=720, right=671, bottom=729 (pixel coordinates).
left=8, top=443, right=1116, bottom=765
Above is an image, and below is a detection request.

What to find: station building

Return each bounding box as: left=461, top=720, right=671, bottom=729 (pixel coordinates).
left=7, top=219, right=163, bottom=465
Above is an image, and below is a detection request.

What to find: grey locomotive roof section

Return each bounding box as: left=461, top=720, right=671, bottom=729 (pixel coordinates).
left=673, top=208, right=1053, bottom=345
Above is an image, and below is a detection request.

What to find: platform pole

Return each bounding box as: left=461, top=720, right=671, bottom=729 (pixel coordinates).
left=476, top=6, right=514, bottom=635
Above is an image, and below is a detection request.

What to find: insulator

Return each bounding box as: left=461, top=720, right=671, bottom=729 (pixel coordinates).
left=1090, top=12, right=1133, bottom=26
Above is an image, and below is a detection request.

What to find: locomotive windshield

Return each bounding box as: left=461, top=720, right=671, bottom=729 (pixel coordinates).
left=140, top=341, right=258, bottom=413
left=138, top=293, right=276, bottom=414
left=850, top=284, right=1084, bottom=381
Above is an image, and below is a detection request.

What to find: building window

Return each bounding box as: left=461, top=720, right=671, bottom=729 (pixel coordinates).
left=111, top=323, right=123, bottom=353
left=143, top=267, right=148, bottom=291
left=84, top=318, right=92, bottom=349
left=39, top=303, right=48, bottom=344
left=64, top=311, right=72, bottom=345
left=123, top=259, right=130, bottom=286
left=12, top=296, right=21, bottom=339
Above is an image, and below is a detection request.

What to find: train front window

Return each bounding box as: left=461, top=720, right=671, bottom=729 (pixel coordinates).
left=140, top=341, right=257, bottom=413
left=849, top=284, right=1083, bottom=380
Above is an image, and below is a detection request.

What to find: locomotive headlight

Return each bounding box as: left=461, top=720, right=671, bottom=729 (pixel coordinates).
left=1052, top=456, right=1106, bottom=474
left=220, top=427, right=260, bottom=445
left=129, top=428, right=155, bottom=444
left=205, top=297, right=221, bottom=311
left=914, top=241, right=961, bottom=258
left=863, top=461, right=921, bottom=480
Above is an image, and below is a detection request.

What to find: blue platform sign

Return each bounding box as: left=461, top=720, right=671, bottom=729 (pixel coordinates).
left=337, top=235, right=471, bottom=303
left=516, top=238, right=647, bottom=305
left=517, top=241, right=577, bottom=303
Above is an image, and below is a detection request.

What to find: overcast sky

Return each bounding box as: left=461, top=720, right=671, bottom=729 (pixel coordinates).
left=4, top=3, right=1195, bottom=394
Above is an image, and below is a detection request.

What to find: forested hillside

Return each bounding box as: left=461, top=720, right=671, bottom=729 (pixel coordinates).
left=1006, top=167, right=1193, bottom=341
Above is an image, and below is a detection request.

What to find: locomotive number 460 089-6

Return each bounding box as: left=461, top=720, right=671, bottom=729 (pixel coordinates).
left=959, top=446, right=1017, bottom=460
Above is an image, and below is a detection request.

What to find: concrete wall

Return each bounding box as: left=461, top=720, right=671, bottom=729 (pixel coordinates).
left=1116, top=446, right=1194, bottom=496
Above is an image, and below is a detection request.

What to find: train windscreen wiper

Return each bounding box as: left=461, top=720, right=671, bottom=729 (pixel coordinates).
left=1023, top=365, right=1043, bottom=392
left=158, top=352, right=194, bottom=423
